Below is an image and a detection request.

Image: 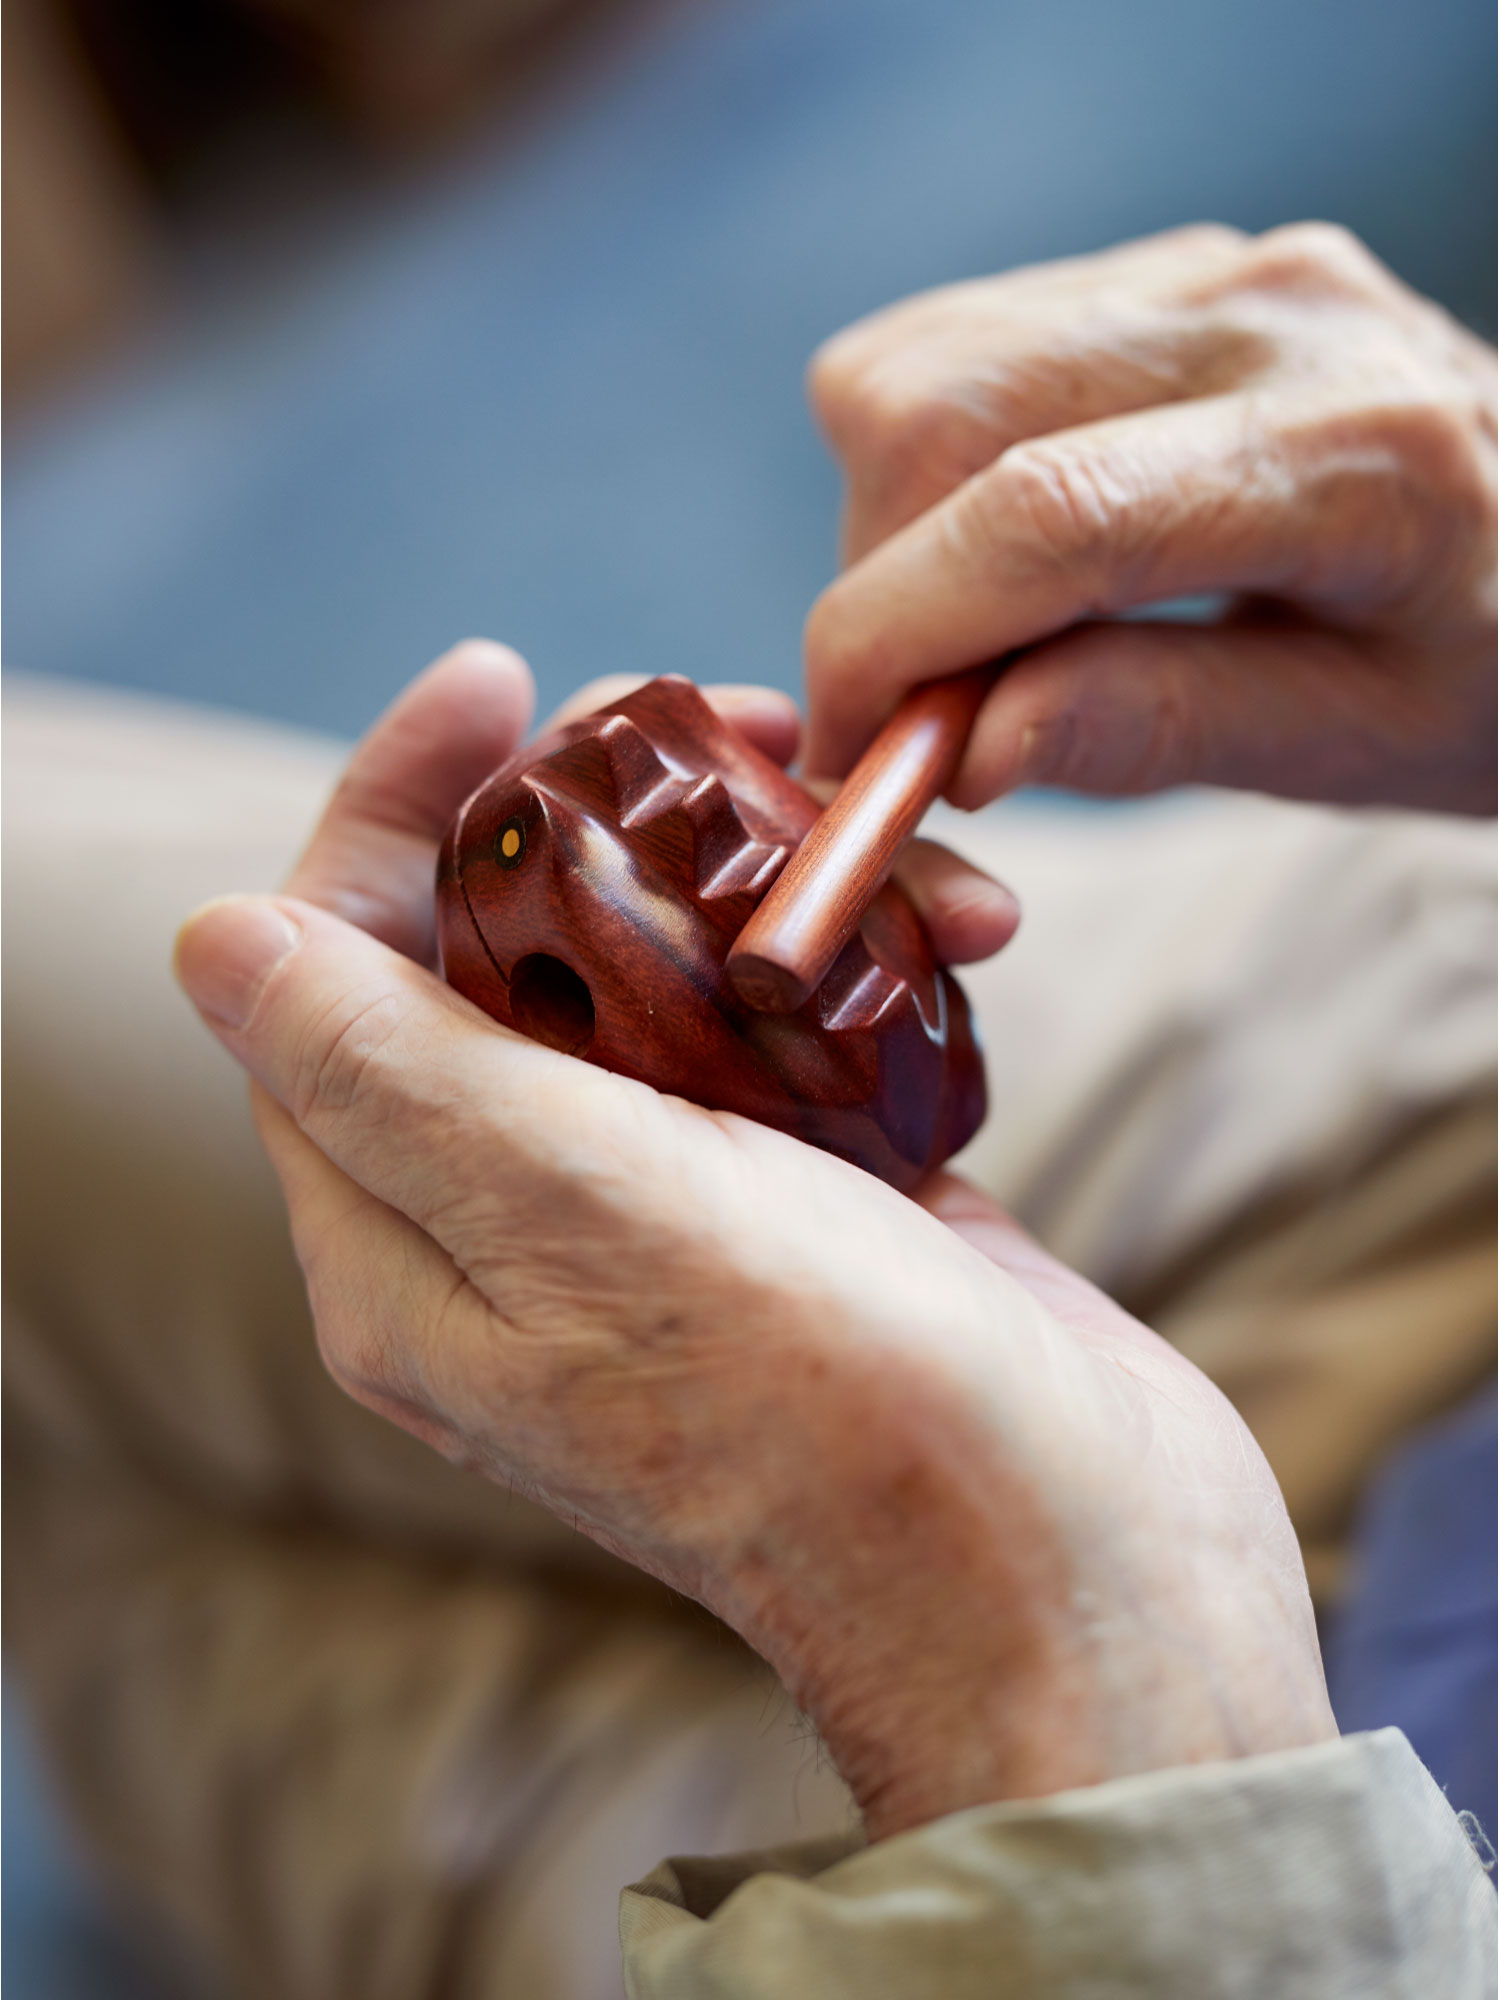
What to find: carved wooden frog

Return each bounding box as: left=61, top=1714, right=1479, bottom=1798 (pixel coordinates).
left=437, top=674, right=985, bottom=1191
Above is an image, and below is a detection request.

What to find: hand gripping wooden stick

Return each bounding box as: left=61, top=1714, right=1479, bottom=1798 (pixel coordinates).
left=727, top=665, right=997, bottom=1013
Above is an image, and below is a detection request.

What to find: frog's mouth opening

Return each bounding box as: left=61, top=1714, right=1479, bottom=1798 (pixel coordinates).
left=510, top=953, right=596, bottom=1058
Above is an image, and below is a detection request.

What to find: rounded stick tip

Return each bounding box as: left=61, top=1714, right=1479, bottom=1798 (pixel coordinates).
left=726, top=948, right=811, bottom=1015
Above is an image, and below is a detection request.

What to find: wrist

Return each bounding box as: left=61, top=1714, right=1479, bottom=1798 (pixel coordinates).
left=806, top=1587, right=1338, bottom=1842
left=681, top=1251, right=1339, bottom=1845
left=710, top=1394, right=1112, bottom=1837
left=717, top=1423, right=1338, bottom=1843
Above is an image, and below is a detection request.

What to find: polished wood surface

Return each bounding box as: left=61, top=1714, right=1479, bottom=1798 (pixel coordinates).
left=727, top=668, right=996, bottom=1013
left=436, top=675, right=985, bottom=1191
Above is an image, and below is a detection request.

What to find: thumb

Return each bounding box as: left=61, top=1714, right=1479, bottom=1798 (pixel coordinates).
left=171, top=891, right=603, bottom=1258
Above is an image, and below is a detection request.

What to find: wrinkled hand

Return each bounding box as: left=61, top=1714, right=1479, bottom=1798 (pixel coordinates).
left=804, top=222, right=1497, bottom=813
left=174, top=644, right=1335, bottom=1842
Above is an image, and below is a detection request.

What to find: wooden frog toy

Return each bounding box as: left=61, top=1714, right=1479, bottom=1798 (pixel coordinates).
left=436, top=671, right=991, bottom=1192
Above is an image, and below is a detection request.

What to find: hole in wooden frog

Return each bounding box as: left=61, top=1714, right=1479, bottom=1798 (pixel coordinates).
left=509, top=954, right=596, bottom=1057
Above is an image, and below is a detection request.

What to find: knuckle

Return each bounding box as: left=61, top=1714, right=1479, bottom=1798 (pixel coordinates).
left=1412, top=395, right=1496, bottom=497
left=1378, top=396, right=1498, bottom=556
left=807, top=329, right=875, bottom=441
left=291, top=988, right=406, bottom=1129
left=304, top=1239, right=436, bottom=1414
left=310, top=1301, right=381, bottom=1404
left=989, top=437, right=1136, bottom=590
left=1242, top=221, right=1386, bottom=299
left=315, top=1315, right=428, bottom=1435
left=812, top=321, right=1006, bottom=498
left=1384, top=391, right=1483, bottom=463
left=897, top=378, right=1009, bottom=480
left=1157, top=220, right=1248, bottom=260
left=1042, top=653, right=1202, bottom=795
left=294, top=1237, right=387, bottom=1401
left=815, top=345, right=989, bottom=482
left=857, top=377, right=1007, bottom=526
left=1289, top=390, right=1496, bottom=543
left=1116, top=670, right=1203, bottom=792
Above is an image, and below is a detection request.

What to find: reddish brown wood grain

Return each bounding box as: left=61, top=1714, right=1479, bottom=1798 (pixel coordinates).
left=727, top=668, right=996, bottom=1014
left=436, top=675, right=985, bottom=1191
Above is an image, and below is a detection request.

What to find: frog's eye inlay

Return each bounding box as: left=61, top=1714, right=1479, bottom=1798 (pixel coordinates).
left=496, top=820, right=526, bottom=869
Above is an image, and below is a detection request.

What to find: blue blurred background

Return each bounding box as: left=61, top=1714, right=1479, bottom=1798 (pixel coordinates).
left=4, top=0, right=1496, bottom=1988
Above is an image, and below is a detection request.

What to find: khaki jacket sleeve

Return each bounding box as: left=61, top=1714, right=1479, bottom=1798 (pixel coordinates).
left=620, top=1729, right=1496, bottom=1999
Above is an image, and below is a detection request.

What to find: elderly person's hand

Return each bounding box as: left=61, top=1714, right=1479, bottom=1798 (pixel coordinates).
left=174, top=643, right=1335, bottom=1843
left=803, top=222, right=1497, bottom=813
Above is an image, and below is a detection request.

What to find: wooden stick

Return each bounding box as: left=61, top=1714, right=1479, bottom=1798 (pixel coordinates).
left=727, top=666, right=996, bottom=1013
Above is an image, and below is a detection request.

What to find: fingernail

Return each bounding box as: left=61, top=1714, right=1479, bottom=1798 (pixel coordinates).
left=174, top=897, right=302, bottom=1030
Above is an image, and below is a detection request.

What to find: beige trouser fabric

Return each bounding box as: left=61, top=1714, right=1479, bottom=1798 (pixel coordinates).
left=621, top=1728, right=1498, bottom=1999
left=3, top=673, right=1495, bottom=1999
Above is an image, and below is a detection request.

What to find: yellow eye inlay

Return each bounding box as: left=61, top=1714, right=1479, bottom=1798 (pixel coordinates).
left=495, top=818, right=527, bottom=869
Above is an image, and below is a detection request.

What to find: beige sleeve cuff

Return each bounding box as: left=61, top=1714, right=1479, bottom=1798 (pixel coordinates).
left=620, top=1729, right=1496, bottom=1999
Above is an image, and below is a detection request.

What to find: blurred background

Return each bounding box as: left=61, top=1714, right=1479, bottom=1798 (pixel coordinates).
left=4, top=0, right=1496, bottom=1989
left=4, top=0, right=1496, bottom=735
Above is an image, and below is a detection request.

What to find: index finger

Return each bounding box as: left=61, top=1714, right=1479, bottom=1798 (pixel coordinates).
left=800, top=390, right=1386, bottom=781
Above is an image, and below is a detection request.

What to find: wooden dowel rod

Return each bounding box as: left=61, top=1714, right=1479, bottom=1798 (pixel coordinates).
left=727, top=666, right=996, bottom=1013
